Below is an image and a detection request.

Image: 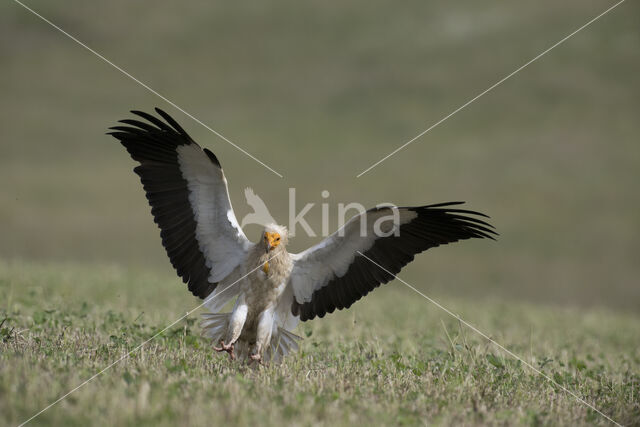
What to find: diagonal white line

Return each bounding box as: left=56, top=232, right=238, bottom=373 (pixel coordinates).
left=356, top=0, right=626, bottom=178
left=356, top=251, right=623, bottom=426
left=12, top=0, right=284, bottom=178
left=17, top=252, right=282, bottom=427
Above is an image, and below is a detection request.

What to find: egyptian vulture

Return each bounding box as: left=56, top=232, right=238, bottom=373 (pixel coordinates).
left=108, top=108, right=496, bottom=363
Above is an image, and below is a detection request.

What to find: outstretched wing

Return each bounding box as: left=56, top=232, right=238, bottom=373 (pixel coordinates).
left=289, top=203, right=496, bottom=321
left=108, top=108, right=251, bottom=299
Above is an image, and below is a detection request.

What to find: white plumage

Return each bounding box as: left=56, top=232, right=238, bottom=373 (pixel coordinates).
left=110, top=108, right=496, bottom=363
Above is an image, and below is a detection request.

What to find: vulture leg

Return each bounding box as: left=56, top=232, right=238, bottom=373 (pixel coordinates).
left=213, top=339, right=236, bottom=360
left=248, top=308, right=274, bottom=364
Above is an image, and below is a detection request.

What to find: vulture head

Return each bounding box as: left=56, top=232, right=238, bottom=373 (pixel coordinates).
left=262, top=224, right=288, bottom=253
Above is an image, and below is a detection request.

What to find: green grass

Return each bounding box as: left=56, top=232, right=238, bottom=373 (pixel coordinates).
left=1, top=260, right=638, bottom=426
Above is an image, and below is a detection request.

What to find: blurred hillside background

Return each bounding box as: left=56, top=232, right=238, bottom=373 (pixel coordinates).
left=1, top=0, right=639, bottom=310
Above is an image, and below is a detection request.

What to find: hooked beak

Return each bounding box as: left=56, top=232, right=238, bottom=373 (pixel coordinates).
left=264, top=232, right=280, bottom=253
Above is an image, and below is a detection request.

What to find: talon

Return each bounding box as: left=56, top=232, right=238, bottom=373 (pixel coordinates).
left=214, top=339, right=235, bottom=360
left=248, top=353, right=263, bottom=365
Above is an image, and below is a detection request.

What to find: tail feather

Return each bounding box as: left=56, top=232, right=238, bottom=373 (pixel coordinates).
left=234, top=340, right=250, bottom=361
left=278, top=327, right=301, bottom=352
left=199, top=313, right=229, bottom=342
left=269, top=326, right=302, bottom=362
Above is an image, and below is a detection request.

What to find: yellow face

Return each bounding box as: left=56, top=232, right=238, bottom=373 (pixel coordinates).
left=264, top=232, right=281, bottom=252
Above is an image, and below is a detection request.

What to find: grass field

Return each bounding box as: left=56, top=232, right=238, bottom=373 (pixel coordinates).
left=2, top=0, right=640, bottom=425
left=1, top=260, right=639, bottom=426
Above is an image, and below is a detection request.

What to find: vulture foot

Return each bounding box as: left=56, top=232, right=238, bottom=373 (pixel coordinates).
left=213, top=340, right=235, bottom=360
left=248, top=353, right=263, bottom=365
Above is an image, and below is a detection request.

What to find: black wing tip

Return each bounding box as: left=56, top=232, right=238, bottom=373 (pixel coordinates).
left=154, top=107, right=171, bottom=120
left=469, top=227, right=499, bottom=241
left=412, top=202, right=493, bottom=221
left=154, top=107, right=191, bottom=138
left=425, top=201, right=466, bottom=208
left=122, top=108, right=188, bottom=136
left=106, top=130, right=130, bottom=140
left=129, top=109, right=157, bottom=123
left=410, top=202, right=499, bottom=240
